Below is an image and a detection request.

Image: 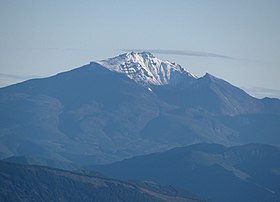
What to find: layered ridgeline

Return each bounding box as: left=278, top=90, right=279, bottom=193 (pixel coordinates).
left=0, top=161, right=204, bottom=202
left=0, top=52, right=279, bottom=165
left=92, top=143, right=280, bottom=202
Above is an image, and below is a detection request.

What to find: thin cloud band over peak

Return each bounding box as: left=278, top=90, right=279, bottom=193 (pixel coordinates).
left=121, top=49, right=234, bottom=59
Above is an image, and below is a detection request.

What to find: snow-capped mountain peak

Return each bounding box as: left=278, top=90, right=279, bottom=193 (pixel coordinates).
left=97, top=52, right=197, bottom=86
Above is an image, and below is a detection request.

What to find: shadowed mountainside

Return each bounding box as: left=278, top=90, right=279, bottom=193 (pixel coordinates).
left=92, top=143, right=280, bottom=202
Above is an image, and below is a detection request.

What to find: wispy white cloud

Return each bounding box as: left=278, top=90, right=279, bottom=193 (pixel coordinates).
left=244, top=87, right=280, bottom=99
left=121, top=49, right=235, bottom=59
left=0, top=73, right=42, bottom=88
left=0, top=73, right=41, bottom=80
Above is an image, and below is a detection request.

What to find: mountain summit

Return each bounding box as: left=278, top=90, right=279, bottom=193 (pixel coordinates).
left=97, top=52, right=197, bottom=86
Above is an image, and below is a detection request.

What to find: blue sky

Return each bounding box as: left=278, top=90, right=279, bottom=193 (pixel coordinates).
left=0, top=0, right=280, bottom=97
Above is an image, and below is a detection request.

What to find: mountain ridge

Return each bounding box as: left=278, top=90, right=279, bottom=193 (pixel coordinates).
left=0, top=161, right=205, bottom=202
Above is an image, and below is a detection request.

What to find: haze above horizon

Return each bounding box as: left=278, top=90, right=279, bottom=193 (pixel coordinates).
left=0, top=0, right=279, bottom=98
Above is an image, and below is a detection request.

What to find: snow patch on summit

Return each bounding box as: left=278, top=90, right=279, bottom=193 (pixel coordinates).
left=97, top=52, right=197, bottom=86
